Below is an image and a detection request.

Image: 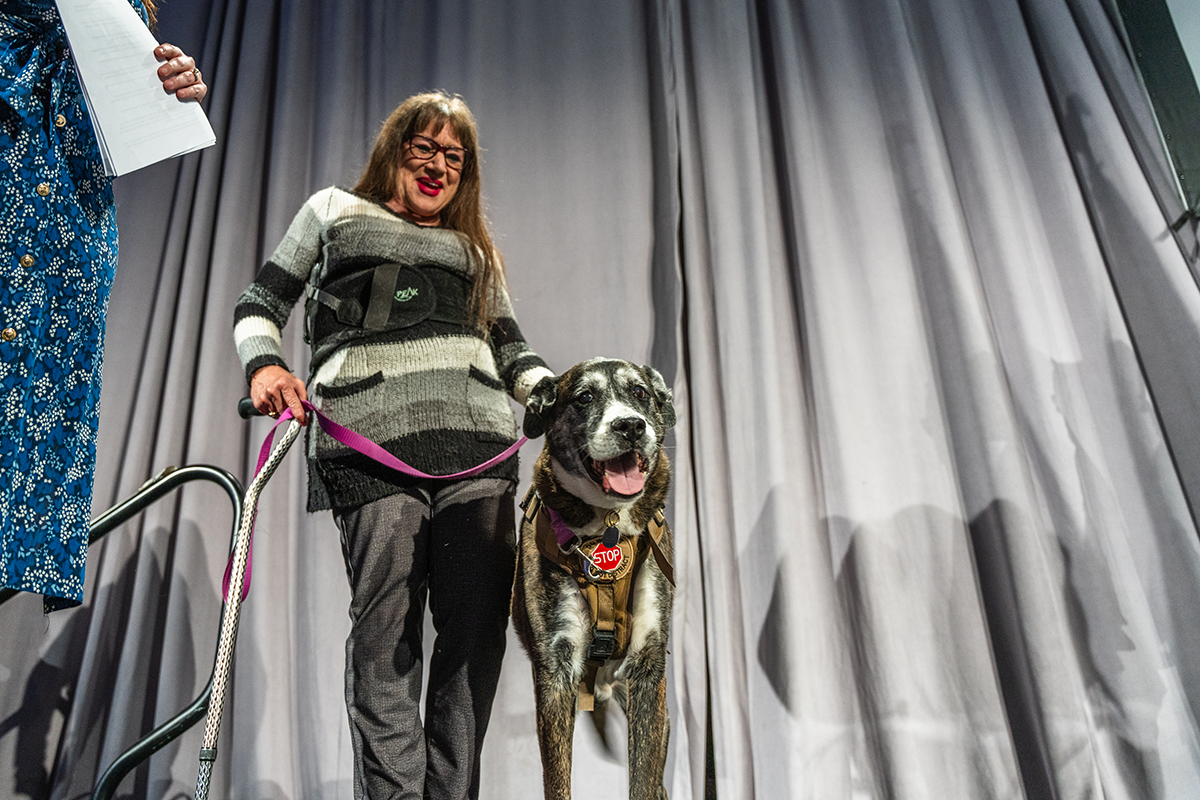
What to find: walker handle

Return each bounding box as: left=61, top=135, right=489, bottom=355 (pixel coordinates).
left=237, top=397, right=263, bottom=419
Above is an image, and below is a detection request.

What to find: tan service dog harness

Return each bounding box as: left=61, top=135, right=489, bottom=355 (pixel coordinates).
left=521, top=487, right=674, bottom=710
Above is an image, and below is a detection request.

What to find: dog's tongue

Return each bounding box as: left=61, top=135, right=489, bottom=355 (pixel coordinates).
left=602, top=453, right=645, bottom=495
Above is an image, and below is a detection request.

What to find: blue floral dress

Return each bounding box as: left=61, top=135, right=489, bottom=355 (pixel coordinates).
left=0, top=0, right=147, bottom=609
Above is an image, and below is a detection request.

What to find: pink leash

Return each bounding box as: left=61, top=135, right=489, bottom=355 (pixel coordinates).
left=223, top=399, right=528, bottom=601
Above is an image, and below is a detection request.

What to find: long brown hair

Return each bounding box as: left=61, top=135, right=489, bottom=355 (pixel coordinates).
left=354, top=91, right=503, bottom=332
left=142, top=0, right=157, bottom=30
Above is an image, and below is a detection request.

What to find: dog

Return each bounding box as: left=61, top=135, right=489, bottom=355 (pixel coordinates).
left=511, top=358, right=677, bottom=800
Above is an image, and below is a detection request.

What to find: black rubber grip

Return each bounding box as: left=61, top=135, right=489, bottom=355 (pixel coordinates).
left=238, top=397, right=263, bottom=419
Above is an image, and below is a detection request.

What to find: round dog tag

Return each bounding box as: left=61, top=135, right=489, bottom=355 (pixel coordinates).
left=582, top=539, right=633, bottom=582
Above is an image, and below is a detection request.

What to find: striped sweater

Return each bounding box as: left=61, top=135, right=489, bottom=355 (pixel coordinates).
left=234, top=187, right=553, bottom=512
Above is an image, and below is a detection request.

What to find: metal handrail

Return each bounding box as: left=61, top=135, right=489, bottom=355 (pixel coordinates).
left=0, top=465, right=242, bottom=608
left=0, top=464, right=250, bottom=800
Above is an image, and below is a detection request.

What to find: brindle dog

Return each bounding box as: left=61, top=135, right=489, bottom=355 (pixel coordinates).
left=512, top=358, right=676, bottom=800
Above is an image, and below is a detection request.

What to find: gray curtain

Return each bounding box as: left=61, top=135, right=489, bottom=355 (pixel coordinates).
left=2, top=0, right=1198, bottom=798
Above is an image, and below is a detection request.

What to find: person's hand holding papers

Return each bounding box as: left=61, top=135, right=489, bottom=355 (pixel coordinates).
left=55, top=0, right=216, bottom=176
left=154, top=42, right=208, bottom=103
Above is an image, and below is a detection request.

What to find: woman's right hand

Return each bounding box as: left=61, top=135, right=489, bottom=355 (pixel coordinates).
left=250, top=365, right=308, bottom=424
left=154, top=44, right=208, bottom=102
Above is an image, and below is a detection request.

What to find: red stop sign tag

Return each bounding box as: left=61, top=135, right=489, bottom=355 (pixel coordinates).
left=592, top=543, right=623, bottom=572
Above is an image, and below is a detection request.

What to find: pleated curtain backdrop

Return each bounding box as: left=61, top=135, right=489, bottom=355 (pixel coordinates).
left=1, top=0, right=1198, bottom=798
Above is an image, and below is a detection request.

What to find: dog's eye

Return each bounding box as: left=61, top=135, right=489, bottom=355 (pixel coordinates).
left=632, top=385, right=648, bottom=400
left=576, top=391, right=594, bottom=405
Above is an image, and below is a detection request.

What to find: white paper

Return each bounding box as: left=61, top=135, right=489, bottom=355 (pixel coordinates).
left=54, top=0, right=215, bottom=177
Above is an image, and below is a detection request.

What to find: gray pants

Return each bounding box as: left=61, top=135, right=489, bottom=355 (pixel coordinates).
left=335, top=478, right=517, bottom=800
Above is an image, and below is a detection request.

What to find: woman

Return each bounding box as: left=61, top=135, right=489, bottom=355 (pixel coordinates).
left=233, top=91, right=553, bottom=799
left=0, top=0, right=207, bottom=610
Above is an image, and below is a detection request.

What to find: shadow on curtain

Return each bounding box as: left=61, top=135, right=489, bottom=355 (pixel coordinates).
left=0, top=0, right=1197, bottom=798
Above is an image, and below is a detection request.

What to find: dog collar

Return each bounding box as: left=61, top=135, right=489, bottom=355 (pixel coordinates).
left=548, top=506, right=621, bottom=552
left=545, top=504, right=583, bottom=553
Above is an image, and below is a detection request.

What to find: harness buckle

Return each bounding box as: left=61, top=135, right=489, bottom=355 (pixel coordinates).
left=588, top=627, right=617, bottom=660
left=558, top=534, right=582, bottom=555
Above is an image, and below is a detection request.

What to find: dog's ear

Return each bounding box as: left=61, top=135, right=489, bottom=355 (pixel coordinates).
left=641, top=365, right=676, bottom=429
left=522, top=374, right=559, bottom=439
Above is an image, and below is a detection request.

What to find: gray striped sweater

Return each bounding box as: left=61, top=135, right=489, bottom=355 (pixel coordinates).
left=234, top=187, right=553, bottom=512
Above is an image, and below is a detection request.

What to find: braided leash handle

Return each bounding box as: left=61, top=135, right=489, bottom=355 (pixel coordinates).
left=194, top=419, right=301, bottom=800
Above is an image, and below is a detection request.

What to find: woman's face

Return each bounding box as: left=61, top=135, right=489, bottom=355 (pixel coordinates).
left=387, top=123, right=466, bottom=225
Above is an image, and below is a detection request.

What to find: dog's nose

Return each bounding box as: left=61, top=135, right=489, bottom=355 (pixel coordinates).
left=612, top=416, right=646, bottom=441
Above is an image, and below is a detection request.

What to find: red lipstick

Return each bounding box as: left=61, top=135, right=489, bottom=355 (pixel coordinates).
left=417, top=177, right=442, bottom=197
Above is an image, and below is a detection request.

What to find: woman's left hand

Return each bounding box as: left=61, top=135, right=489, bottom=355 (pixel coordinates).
left=154, top=43, right=207, bottom=102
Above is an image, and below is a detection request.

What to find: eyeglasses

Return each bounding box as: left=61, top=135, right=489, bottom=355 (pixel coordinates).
left=406, top=134, right=470, bottom=171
